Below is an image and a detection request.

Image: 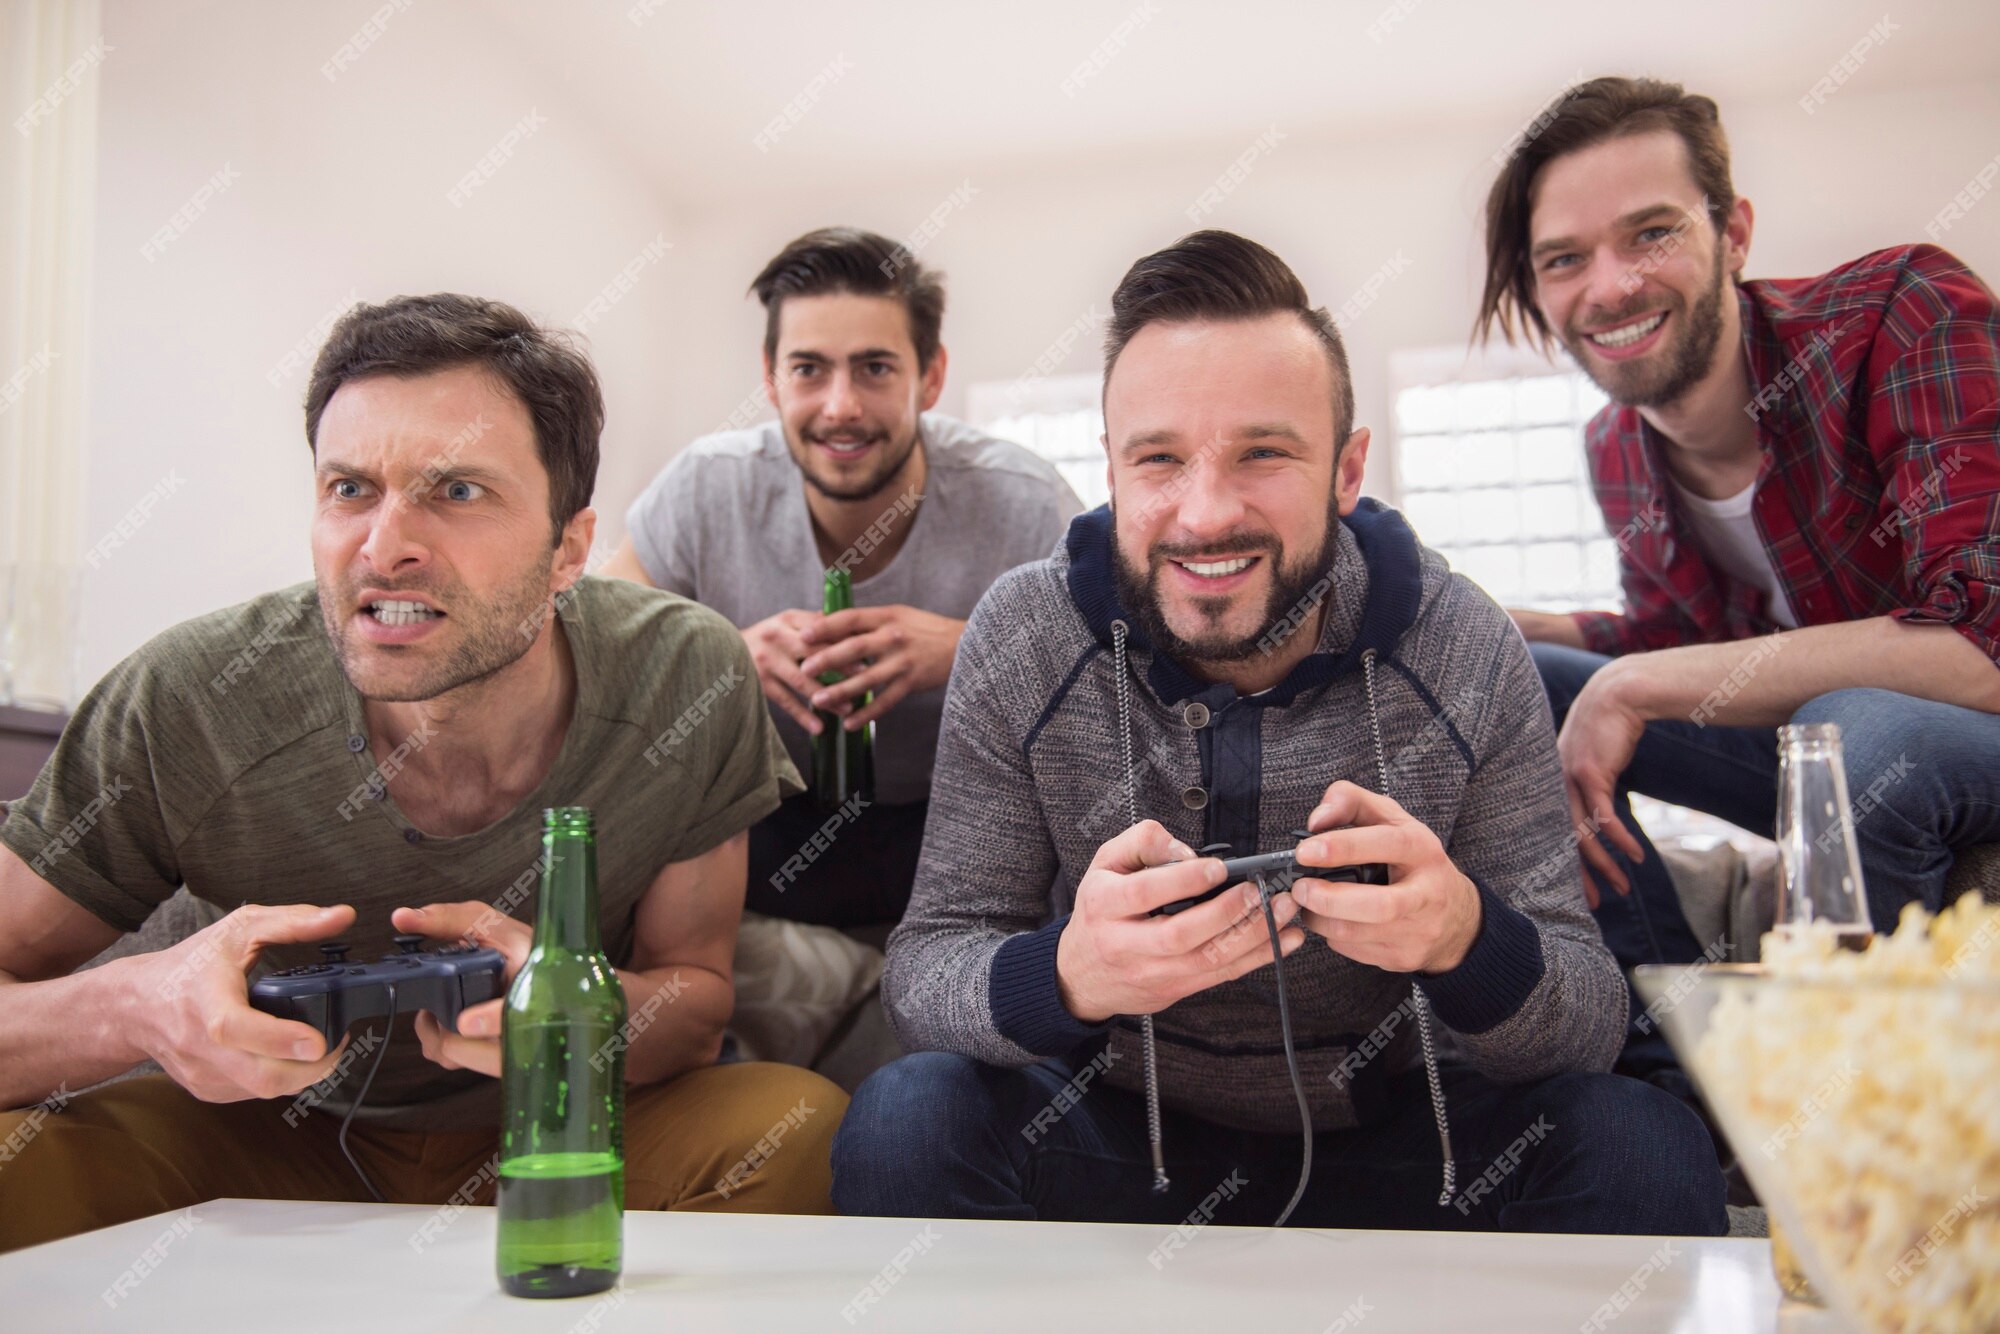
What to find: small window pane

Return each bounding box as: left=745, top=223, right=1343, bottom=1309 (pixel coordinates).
left=1517, top=427, right=1578, bottom=482
left=1585, top=538, right=1620, bottom=593
left=1401, top=491, right=1463, bottom=546
left=1454, top=380, right=1513, bottom=431
left=1458, top=546, right=1524, bottom=603
left=1524, top=541, right=1585, bottom=598
left=1398, top=435, right=1457, bottom=491
left=1398, top=384, right=1456, bottom=436
left=1457, top=488, right=1522, bottom=545
left=1452, top=432, right=1516, bottom=488
left=1520, top=484, right=1583, bottom=539
left=1514, top=376, right=1573, bottom=426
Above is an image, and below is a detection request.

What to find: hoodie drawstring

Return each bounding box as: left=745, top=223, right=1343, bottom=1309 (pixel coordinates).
left=1110, top=619, right=1172, bottom=1195
left=1361, top=649, right=1457, bottom=1207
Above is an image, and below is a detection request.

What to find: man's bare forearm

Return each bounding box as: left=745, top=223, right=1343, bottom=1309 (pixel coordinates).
left=0, top=962, right=150, bottom=1109
left=1600, top=616, right=2000, bottom=726
left=1507, top=608, right=1587, bottom=649
left=612, top=964, right=732, bottom=1086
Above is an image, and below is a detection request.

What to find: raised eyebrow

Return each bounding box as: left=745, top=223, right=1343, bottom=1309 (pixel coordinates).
left=315, top=459, right=375, bottom=483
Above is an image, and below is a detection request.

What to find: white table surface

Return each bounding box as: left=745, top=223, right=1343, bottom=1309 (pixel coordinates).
left=0, top=1199, right=1803, bottom=1333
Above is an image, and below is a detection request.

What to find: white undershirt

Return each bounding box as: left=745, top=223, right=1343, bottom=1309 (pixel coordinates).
left=1667, top=477, right=1800, bottom=629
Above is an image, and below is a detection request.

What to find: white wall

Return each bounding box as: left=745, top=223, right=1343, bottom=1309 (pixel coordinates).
left=79, top=0, right=678, bottom=684
left=77, top=5, right=2000, bottom=690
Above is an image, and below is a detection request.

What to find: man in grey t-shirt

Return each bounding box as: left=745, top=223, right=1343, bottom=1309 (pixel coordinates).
left=605, top=227, right=1080, bottom=927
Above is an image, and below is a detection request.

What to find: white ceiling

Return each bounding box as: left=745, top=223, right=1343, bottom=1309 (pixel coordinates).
left=481, top=0, right=2000, bottom=208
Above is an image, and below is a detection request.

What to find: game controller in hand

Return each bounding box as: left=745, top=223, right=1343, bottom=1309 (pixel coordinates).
left=248, top=933, right=506, bottom=1047
left=1152, top=830, right=1389, bottom=916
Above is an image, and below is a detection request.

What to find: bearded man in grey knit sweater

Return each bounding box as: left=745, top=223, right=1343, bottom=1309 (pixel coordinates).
left=830, top=231, right=1726, bottom=1236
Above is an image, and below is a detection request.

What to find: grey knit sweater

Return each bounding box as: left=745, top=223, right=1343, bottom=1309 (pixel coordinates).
left=883, top=500, right=1625, bottom=1185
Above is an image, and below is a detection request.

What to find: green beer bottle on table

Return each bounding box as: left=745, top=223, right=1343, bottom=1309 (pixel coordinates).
left=497, top=807, right=626, bottom=1298
left=812, top=566, right=875, bottom=815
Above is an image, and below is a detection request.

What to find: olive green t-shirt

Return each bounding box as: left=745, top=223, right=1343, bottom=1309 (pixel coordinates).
left=0, top=576, right=801, bottom=1129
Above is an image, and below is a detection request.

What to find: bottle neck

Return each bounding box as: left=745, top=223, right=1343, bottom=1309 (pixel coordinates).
left=534, top=832, right=601, bottom=952
left=823, top=571, right=852, bottom=615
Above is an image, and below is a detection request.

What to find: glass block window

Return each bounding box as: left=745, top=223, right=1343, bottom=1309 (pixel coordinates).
left=1389, top=358, right=1621, bottom=613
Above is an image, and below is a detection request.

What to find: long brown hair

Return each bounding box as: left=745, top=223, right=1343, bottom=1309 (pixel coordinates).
left=1477, top=76, right=1735, bottom=349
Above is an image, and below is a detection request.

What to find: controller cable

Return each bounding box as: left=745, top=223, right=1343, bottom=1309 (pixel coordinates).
left=1254, top=868, right=1313, bottom=1229
left=335, top=984, right=397, bottom=1204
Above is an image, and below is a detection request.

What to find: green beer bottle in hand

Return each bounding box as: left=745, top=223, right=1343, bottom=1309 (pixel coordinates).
left=812, top=566, right=875, bottom=815
left=497, top=807, right=626, bottom=1298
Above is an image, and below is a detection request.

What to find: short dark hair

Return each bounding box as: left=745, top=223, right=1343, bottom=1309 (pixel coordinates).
left=1102, top=230, right=1353, bottom=448
left=304, top=293, right=602, bottom=543
left=749, top=227, right=947, bottom=371
left=1478, top=76, right=1736, bottom=348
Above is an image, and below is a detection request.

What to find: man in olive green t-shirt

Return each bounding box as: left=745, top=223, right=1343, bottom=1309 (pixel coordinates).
left=0, top=294, right=846, bottom=1252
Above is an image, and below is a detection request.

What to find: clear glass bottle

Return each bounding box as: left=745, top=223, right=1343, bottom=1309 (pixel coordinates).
left=1769, top=721, right=1873, bottom=1308
left=1772, top=722, right=1874, bottom=949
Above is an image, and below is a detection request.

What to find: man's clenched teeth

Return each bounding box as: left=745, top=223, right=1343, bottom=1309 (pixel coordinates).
left=369, top=599, right=443, bottom=627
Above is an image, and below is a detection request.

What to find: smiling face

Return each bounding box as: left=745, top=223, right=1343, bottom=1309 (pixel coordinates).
left=1103, top=313, right=1367, bottom=672
left=1529, top=129, right=1749, bottom=409
left=310, top=364, right=591, bottom=702
left=765, top=292, right=945, bottom=503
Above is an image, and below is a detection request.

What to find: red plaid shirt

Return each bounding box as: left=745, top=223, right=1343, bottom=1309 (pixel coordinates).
left=1573, top=244, right=2000, bottom=667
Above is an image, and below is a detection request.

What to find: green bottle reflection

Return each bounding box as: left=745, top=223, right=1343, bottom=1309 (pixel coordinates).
left=497, top=807, right=626, bottom=1299
left=812, top=566, right=876, bottom=815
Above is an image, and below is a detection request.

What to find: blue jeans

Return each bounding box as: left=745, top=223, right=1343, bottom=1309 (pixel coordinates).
left=832, top=1052, right=1726, bottom=1236
left=1532, top=642, right=2000, bottom=1076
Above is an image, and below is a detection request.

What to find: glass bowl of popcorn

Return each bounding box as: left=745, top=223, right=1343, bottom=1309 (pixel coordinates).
left=1635, top=894, right=2000, bottom=1334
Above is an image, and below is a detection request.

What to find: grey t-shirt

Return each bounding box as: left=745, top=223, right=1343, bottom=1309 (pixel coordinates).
left=626, top=412, right=1083, bottom=805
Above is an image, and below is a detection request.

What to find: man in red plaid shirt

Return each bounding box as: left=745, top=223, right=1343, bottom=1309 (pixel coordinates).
left=1476, top=76, right=2000, bottom=1076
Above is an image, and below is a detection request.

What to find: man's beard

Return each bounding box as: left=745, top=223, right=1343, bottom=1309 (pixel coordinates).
left=319, top=554, right=555, bottom=704
left=1112, top=502, right=1341, bottom=669
left=787, top=419, right=922, bottom=504
left=1565, top=244, right=1728, bottom=410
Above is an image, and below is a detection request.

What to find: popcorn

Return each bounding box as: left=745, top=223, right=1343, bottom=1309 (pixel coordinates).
left=1696, top=894, right=2000, bottom=1333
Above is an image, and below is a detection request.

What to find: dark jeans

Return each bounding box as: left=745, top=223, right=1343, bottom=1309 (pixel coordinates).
left=744, top=792, right=928, bottom=929
left=831, top=1051, right=1726, bottom=1236
left=1531, top=642, right=2000, bottom=1079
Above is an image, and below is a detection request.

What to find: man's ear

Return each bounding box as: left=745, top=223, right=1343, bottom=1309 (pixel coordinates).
left=555, top=507, right=597, bottom=589
left=1335, top=427, right=1371, bottom=517
left=918, top=344, right=948, bottom=413
left=762, top=350, right=780, bottom=412
left=1722, top=197, right=1754, bottom=279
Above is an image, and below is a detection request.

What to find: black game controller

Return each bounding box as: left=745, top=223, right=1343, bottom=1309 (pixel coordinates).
left=249, top=934, right=506, bottom=1047
left=1152, top=831, right=1389, bottom=916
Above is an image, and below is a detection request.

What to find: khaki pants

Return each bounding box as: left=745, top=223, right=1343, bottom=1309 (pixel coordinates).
left=0, top=1062, right=847, bottom=1253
